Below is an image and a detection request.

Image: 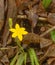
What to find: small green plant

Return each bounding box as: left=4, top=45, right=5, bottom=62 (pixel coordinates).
left=42, top=0, right=52, bottom=9
left=9, top=18, right=40, bottom=65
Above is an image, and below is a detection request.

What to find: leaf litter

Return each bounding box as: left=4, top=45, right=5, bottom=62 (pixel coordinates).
left=0, top=0, right=55, bottom=65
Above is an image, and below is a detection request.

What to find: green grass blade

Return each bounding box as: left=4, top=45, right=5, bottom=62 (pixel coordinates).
left=42, top=0, right=52, bottom=9
left=50, top=30, right=55, bottom=42
left=16, top=53, right=24, bottom=65
left=10, top=52, right=18, bottom=65
left=24, top=53, right=27, bottom=65
left=28, top=49, right=35, bottom=65
left=29, top=48, right=39, bottom=65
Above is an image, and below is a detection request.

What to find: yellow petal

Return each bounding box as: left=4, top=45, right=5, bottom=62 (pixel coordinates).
left=15, top=24, right=20, bottom=29
left=22, top=31, right=28, bottom=35
left=9, top=29, right=16, bottom=32
left=18, top=34, right=23, bottom=41
left=21, top=28, right=25, bottom=31
left=19, top=28, right=26, bottom=34
left=12, top=33, right=17, bottom=38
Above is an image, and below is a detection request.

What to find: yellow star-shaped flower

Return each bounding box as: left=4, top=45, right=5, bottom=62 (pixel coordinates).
left=9, top=24, right=28, bottom=41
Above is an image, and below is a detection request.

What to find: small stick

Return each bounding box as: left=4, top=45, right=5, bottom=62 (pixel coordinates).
left=17, top=15, right=27, bottom=19
left=39, top=17, right=47, bottom=21
left=17, top=15, right=47, bottom=21
left=40, top=26, right=55, bottom=37
left=0, top=46, right=18, bottom=50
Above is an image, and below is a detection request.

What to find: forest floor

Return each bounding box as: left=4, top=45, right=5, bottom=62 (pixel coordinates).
left=0, top=0, right=55, bottom=65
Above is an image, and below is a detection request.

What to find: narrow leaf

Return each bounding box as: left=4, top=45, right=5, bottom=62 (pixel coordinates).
left=50, top=30, right=55, bottom=42
left=10, top=52, right=18, bottom=65
left=16, top=53, right=24, bottom=65
left=29, top=48, right=39, bottom=65
left=28, top=49, right=35, bottom=65
left=42, top=0, right=52, bottom=9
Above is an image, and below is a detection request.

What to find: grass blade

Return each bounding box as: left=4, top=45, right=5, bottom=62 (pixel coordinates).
left=10, top=52, right=18, bottom=65
left=42, top=0, right=52, bottom=9
left=28, top=49, right=35, bottom=65
left=24, top=53, right=27, bottom=65
left=29, top=48, right=39, bottom=65
left=16, top=53, right=24, bottom=65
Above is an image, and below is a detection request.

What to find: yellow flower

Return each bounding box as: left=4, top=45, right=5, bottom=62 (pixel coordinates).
left=9, top=24, right=28, bottom=41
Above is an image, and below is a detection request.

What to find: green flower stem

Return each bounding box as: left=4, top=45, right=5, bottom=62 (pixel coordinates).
left=15, top=37, right=24, bottom=52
